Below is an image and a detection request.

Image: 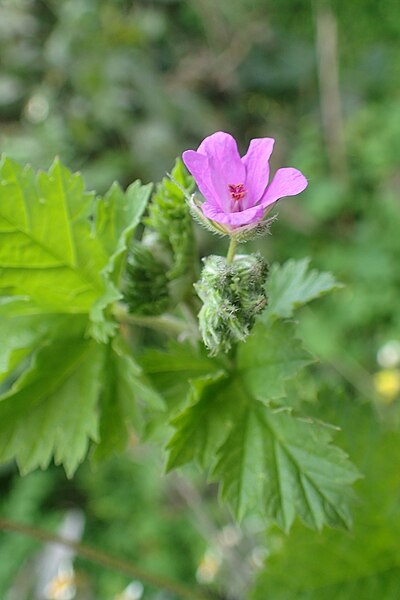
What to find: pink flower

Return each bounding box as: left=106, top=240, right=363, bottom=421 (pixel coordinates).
left=182, top=131, right=307, bottom=233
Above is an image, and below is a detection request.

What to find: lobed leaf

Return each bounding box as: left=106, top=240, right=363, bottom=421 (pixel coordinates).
left=140, top=341, right=222, bottom=411
left=214, top=399, right=360, bottom=530
left=0, top=157, right=107, bottom=314
left=237, top=319, right=314, bottom=401
left=0, top=156, right=155, bottom=474
left=166, top=372, right=232, bottom=471
left=0, top=335, right=104, bottom=477
left=0, top=332, right=162, bottom=475
left=91, top=179, right=152, bottom=340
left=250, top=401, right=400, bottom=599
left=93, top=337, right=164, bottom=462
left=166, top=319, right=359, bottom=532
left=265, top=257, right=342, bottom=321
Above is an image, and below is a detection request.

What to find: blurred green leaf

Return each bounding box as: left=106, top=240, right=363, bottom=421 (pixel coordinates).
left=250, top=400, right=400, bottom=599
left=0, top=470, right=56, bottom=597
left=0, top=301, right=71, bottom=383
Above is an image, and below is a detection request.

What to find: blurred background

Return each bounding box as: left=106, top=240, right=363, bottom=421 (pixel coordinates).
left=1, top=0, right=400, bottom=598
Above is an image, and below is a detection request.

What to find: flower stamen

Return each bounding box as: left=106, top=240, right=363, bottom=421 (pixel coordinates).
left=228, top=183, right=246, bottom=201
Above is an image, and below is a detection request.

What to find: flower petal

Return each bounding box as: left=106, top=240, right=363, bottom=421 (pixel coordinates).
left=242, top=137, right=275, bottom=208
left=260, top=168, right=308, bottom=208
left=198, top=132, right=246, bottom=212
left=201, top=201, right=264, bottom=228
left=182, top=150, right=219, bottom=206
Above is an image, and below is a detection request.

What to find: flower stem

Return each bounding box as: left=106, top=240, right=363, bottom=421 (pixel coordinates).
left=226, top=237, right=237, bottom=265
left=0, top=518, right=211, bottom=600
left=113, top=304, right=188, bottom=336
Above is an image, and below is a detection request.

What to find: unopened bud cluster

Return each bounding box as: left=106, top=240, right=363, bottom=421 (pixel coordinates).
left=122, top=239, right=170, bottom=315
left=195, top=253, right=268, bottom=356
left=121, top=159, right=195, bottom=316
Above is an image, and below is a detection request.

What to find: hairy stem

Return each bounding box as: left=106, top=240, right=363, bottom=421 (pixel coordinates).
left=226, top=237, right=237, bottom=265
left=0, top=518, right=211, bottom=600
left=114, top=304, right=188, bottom=336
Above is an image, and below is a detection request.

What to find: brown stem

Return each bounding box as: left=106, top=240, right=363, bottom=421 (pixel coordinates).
left=315, top=1, right=348, bottom=182
left=0, top=518, right=211, bottom=600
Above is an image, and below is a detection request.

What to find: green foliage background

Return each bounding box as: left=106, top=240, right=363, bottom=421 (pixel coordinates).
left=1, top=0, right=400, bottom=598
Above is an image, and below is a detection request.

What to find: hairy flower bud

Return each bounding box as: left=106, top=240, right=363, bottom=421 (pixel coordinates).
left=145, top=158, right=195, bottom=281
left=195, top=253, right=268, bottom=355
left=122, top=159, right=196, bottom=316
left=122, top=240, right=170, bottom=315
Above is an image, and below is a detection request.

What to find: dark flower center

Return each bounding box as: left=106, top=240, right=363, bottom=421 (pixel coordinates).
left=228, top=183, right=246, bottom=201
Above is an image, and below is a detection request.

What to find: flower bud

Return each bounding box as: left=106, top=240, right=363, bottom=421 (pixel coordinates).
left=145, top=158, right=195, bottom=280
left=122, top=240, right=170, bottom=316
left=195, top=253, right=268, bottom=356
left=122, top=160, right=196, bottom=316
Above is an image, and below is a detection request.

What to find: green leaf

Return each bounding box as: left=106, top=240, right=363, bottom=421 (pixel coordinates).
left=0, top=332, right=163, bottom=474
left=265, top=258, right=342, bottom=320
left=0, top=157, right=108, bottom=314
left=250, top=400, right=400, bottom=600
left=166, top=332, right=358, bottom=532
left=166, top=372, right=232, bottom=471
left=90, top=180, right=152, bottom=341
left=95, top=181, right=152, bottom=265
left=139, top=341, right=222, bottom=411
left=214, top=398, right=360, bottom=529
left=0, top=299, right=89, bottom=384
left=169, top=319, right=310, bottom=473
left=0, top=335, right=105, bottom=477
left=0, top=311, right=51, bottom=384
left=0, top=157, right=158, bottom=474
left=0, top=157, right=151, bottom=341
left=237, top=319, right=314, bottom=401
left=93, top=337, right=164, bottom=462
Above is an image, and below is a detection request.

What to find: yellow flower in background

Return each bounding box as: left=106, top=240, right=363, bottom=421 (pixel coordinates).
left=196, top=550, right=222, bottom=584
left=373, top=369, right=400, bottom=403
left=44, top=568, right=76, bottom=600
left=113, top=581, right=143, bottom=600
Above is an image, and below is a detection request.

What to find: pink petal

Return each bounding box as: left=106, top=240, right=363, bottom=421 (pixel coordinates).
left=198, top=132, right=245, bottom=212
left=182, top=150, right=220, bottom=207
left=242, top=137, right=275, bottom=208
left=201, top=201, right=264, bottom=228
left=260, top=168, right=308, bottom=208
